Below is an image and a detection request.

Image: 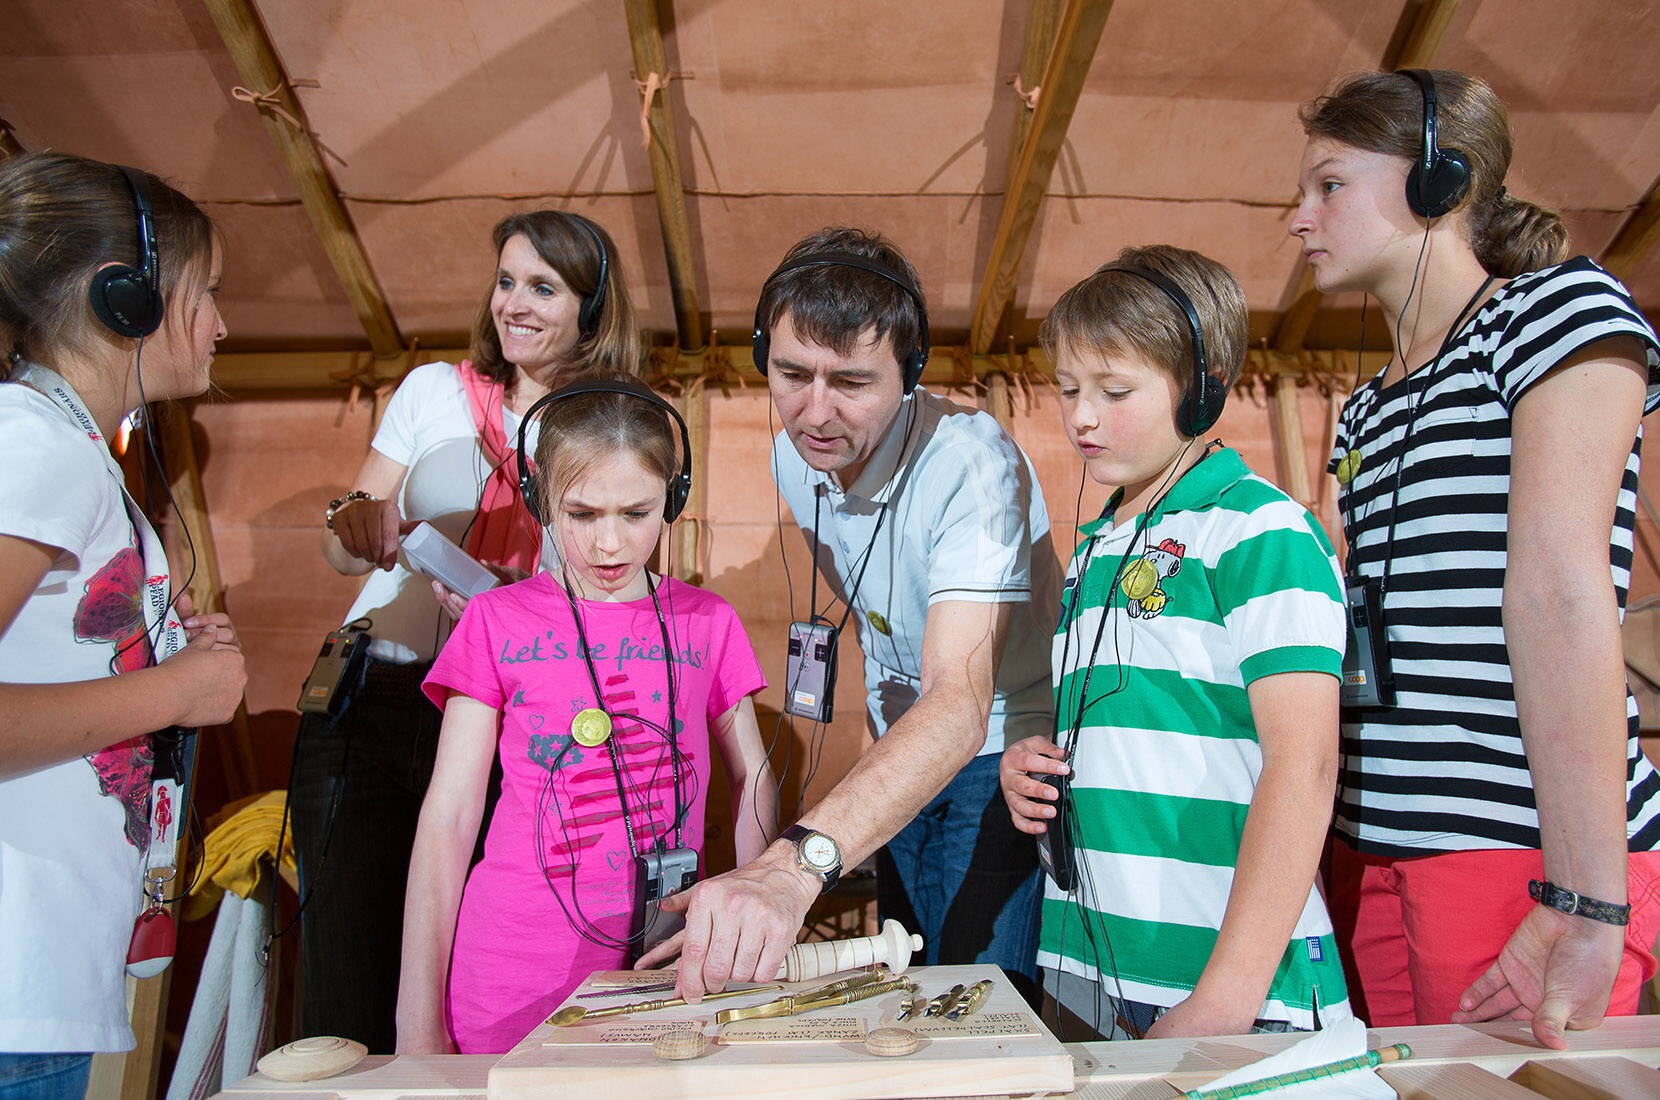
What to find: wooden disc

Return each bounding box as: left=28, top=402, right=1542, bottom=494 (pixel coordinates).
left=652, top=1029, right=708, bottom=1061
left=864, top=1026, right=920, bottom=1057
left=256, top=1036, right=368, bottom=1082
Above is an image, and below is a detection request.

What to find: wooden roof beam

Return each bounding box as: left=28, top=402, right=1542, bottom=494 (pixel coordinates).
left=1601, top=176, right=1660, bottom=282
left=1269, top=0, right=1463, bottom=354
left=1006, top=0, right=1065, bottom=188
left=0, top=117, right=23, bottom=161
left=623, top=0, right=706, bottom=352
left=201, top=0, right=405, bottom=358
left=969, top=0, right=1115, bottom=355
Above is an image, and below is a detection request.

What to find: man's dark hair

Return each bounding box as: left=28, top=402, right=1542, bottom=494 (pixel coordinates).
left=755, top=227, right=924, bottom=369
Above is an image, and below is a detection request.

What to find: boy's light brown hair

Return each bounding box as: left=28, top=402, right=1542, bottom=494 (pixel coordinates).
left=1040, top=244, right=1248, bottom=394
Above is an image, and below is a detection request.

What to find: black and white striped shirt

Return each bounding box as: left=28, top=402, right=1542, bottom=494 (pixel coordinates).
left=1330, top=256, right=1660, bottom=856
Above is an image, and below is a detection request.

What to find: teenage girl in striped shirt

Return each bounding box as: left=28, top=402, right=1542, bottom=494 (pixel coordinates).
left=1291, top=68, right=1660, bottom=1045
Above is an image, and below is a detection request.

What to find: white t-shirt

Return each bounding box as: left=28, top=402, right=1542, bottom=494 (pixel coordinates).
left=341, top=362, right=546, bottom=662
left=771, top=387, right=1058, bottom=756
left=0, top=382, right=158, bottom=1053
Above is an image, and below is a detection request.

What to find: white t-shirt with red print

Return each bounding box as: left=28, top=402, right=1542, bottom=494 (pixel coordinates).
left=0, top=379, right=160, bottom=1053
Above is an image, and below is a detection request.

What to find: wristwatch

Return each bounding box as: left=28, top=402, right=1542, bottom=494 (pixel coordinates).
left=781, top=824, right=843, bottom=894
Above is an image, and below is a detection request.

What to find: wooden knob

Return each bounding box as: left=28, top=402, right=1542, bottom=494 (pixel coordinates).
left=652, top=1029, right=709, bottom=1061
left=864, top=1026, right=920, bottom=1057
left=255, top=1036, right=368, bottom=1082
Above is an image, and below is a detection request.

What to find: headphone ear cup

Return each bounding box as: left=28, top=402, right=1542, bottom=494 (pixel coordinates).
left=752, top=327, right=771, bottom=377
left=1180, top=373, right=1227, bottom=437
left=902, top=351, right=925, bottom=394
left=89, top=264, right=162, bottom=339
left=664, top=474, right=691, bottom=522
left=576, top=293, right=598, bottom=339
left=1406, top=148, right=1471, bottom=219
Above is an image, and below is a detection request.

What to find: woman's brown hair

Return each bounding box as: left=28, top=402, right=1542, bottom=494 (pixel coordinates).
left=469, top=211, right=642, bottom=385
left=0, top=152, right=214, bottom=367
left=1300, top=70, right=1568, bottom=277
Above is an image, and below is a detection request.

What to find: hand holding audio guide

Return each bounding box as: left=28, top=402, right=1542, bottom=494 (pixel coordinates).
left=999, top=735, right=1068, bottom=836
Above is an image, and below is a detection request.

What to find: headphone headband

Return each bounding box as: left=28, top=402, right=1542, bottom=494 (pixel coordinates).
left=751, top=250, right=930, bottom=393
left=89, top=164, right=162, bottom=339
left=1398, top=69, right=1471, bottom=219
left=514, top=377, right=693, bottom=525
left=1092, top=263, right=1224, bottom=437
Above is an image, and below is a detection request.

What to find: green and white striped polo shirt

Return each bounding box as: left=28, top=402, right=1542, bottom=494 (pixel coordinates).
left=1039, top=447, right=1350, bottom=1029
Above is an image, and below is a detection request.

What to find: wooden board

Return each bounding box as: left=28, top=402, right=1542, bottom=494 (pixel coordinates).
left=1381, top=1061, right=1541, bottom=1098
left=1509, top=1055, right=1660, bottom=1099
left=1070, top=1015, right=1660, bottom=1092
left=488, top=964, right=1073, bottom=1100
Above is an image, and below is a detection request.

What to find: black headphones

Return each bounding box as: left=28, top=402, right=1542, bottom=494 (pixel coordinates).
left=1093, top=264, right=1225, bottom=437
left=1400, top=69, right=1471, bottom=220
left=564, top=214, right=610, bottom=339
left=751, top=251, right=930, bottom=394
left=515, top=377, right=693, bottom=526
left=89, top=165, right=163, bottom=339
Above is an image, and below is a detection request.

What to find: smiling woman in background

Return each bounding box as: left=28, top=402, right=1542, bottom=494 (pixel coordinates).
left=292, top=210, right=641, bottom=1053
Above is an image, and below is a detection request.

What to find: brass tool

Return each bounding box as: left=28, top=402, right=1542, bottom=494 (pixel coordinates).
left=943, top=979, right=994, bottom=1020
left=922, top=983, right=966, bottom=1018
left=715, top=976, right=915, bottom=1025
left=895, top=984, right=924, bottom=1022
left=548, top=983, right=782, bottom=1026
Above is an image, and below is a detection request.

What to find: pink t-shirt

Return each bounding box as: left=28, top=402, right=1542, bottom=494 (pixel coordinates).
left=422, top=573, right=765, bottom=1053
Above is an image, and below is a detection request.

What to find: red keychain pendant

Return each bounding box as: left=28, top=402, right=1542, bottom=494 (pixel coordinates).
left=127, top=904, right=176, bottom=979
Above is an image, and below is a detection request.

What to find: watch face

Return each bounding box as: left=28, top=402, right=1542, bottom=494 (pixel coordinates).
left=801, top=834, right=838, bottom=871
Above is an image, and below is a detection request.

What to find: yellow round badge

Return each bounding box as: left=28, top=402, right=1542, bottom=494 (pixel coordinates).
left=867, top=610, right=892, bottom=636
left=571, top=708, right=613, bottom=747
left=1335, top=449, right=1362, bottom=486
left=1120, top=557, right=1159, bottom=601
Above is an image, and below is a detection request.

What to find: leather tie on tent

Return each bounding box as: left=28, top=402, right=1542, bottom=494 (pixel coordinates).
left=230, top=78, right=348, bottom=167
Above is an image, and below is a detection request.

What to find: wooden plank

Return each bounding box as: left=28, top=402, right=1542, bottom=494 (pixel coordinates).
left=1509, top=1055, right=1660, bottom=1099
left=1267, top=0, right=1463, bottom=356
left=1381, top=1061, right=1539, bottom=1098
left=1601, top=180, right=1660, bottom=282
left=1269, top=377, right=1312, bottom=506
left=969, top=0, right=1116, bottom=354
left=1006, top=0, right=1066, bottom=188
left=200, top=0, right=404, bottom=358
left=984, top=370, right=1013, bottom=430
left=622, top=0, right=706, bottom=351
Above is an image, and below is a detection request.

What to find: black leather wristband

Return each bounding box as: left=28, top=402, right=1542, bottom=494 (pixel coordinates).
left=1529, top=879, right=1631, bottom=927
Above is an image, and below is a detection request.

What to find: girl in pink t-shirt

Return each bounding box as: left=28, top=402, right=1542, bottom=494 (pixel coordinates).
left=396, top=380, right=778, bottom=1054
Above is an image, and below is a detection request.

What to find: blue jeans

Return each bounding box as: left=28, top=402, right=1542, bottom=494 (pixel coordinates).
left=876, top=753, right=1042, bottom=1005
left=0, top=1054, right=90, bottom=1100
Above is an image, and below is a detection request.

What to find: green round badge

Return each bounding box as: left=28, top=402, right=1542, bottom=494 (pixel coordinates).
left=1335, top=449, right=1362, bottom=486
left=571, top=708, right=613, bottom=747
left=867, top=610, right=892, bottom=636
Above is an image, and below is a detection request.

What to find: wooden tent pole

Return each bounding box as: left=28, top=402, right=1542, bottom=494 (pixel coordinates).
left=1601, top=177, right=1660, bottom=282
left=969, top=0, right=1116, bottom=355
left=623, top=0, right=707, bottom=352
left=1269, top=375, right=1313, bottom=508
left=201, top=0, right=405, bottom=358
left=1006, top=0, right=1065, bottom=188
left=672, top=385, right=710, bottom=583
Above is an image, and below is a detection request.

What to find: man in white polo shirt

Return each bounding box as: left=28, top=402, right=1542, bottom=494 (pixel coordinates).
left=645, top=228, right=1057, bottom=1004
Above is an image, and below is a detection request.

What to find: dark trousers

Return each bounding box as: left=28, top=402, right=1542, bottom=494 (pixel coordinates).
left=289, top=661, right=496, bottom=1054
left=876, top=752, right=1043, bottom=1007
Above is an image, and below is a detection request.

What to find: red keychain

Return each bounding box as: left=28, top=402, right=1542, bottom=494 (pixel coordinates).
left=127, top=870, right=176, bottom=979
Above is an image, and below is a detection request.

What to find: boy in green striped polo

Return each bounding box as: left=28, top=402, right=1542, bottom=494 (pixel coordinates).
left=999, top=245, right=1350, bottom=1038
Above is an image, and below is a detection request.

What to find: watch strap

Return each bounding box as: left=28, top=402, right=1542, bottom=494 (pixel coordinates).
left=1529, top=878, right=1630, bottom=926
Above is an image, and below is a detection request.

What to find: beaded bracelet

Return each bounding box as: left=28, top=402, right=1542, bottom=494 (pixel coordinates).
left=325, top=490, right=375, bottom=531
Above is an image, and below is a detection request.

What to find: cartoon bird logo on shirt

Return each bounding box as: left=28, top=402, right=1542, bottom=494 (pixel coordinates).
left=1120, top=538, right=1185, bottom=619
